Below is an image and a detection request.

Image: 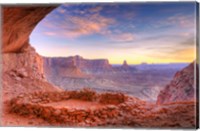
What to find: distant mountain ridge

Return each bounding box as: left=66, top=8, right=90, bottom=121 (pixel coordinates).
left=43, top=55, right=136, bottom=75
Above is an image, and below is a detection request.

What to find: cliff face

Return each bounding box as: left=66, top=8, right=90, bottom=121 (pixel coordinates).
left=43, top=55, right=113, bottom=76
left=3, top=45, right=45, bottom=80
left=44, top=56, right=138, bottom=76
left=2, top=45, right=61, bottom=101
left=2, top=6, right=60, bottom=101
left=156, top=62, right=197, bottom=104
left=66, top=55, right=112, bottom=71
left=2, top=6, right=57, bottom=53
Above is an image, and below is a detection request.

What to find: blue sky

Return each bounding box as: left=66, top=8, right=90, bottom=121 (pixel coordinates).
left=30, top=2, right=197, bottom=64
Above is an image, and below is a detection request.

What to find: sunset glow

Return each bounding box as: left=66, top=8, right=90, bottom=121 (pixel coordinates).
left=30, top=3, right=197, bottom=64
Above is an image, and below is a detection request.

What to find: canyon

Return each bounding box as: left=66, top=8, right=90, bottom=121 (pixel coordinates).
left=43, top=55, right=187, bottom=101
left=1, top=6, right=198, bottom=128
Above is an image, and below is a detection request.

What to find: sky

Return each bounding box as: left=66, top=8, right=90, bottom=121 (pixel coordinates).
left=30, top=2, right=197, bottom=64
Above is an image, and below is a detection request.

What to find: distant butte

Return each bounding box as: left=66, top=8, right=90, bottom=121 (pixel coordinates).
left=122, top=60, right=129, bottom=68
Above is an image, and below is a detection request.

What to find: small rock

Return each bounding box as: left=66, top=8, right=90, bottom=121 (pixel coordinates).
left=53, top=109, right=61, bottom=116
left=9, top=71, right=16, bottom=77
left=107, top=105, right=117, bottom=110
left=22, top=72, right=28, bottom=77
left=15, top=76, right=21, bottom=81
left=85, top=119, right=91, bottom=124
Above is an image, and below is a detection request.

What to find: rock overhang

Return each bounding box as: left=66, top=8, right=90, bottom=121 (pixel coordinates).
left=2, top=5, right=59, bottom=53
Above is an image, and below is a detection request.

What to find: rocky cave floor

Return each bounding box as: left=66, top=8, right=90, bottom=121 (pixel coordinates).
left=2, top=91, right=196, bottom=128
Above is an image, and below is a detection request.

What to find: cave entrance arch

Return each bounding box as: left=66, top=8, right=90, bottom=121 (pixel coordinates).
left=2, top=5, right=59, bottom=53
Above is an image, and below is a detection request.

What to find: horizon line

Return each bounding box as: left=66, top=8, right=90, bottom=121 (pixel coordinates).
left=41, top=54, right=192, bottom=65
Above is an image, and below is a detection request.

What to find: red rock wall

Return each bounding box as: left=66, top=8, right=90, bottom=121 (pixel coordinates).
left=2, top=6, right=61, bottom=102
left=2, top=45, right=45, bottom=80
left=43, top=56, right=112, bottom=72
left=156, top=62, right=197, bottom=104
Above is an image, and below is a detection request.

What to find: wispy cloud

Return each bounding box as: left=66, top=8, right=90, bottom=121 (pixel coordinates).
left=41, top=5, right=138, bottom=41
left=109, top=33, right=135, bottom=43
left=134, top=37, right=195, bottom=62
left=42, top=6, right=115, bottom=39
left=153, top=14, right=194, bottom=29
left=57, top=8, right=66, bottom=14
left=88, top=6, right=103, bottom=13
left=167, top=15, right=194, bottom=28
left=43, top=32, right=57, bottom=36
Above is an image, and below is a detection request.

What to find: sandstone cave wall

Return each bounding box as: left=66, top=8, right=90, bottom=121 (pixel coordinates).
left=1, top=6, right=62, bottom=100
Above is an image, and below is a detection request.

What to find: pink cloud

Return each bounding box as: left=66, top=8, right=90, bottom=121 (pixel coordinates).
left=166, top=15, right=194, bottom=28
left=42, top=12, right=115, bottom=39
left=179, top=32, right=193, bottom=37
left=110, top=33, right=135, bottom=42
left=57, top=8, right=66, bottom=14
left=42, top=20, right=58, bottom=29
left=153, top=14, right=194, bottom=29
left=89, top=6, right=103, bottom=13
left=43, top=32, right=57, bottom=36
left=42, top=13, right=135, bottom=42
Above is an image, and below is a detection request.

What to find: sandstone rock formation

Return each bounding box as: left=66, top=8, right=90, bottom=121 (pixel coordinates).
left=2, top=6, right=57, bottom=53
left=2, top=45, right=63, bottom=126
left=2, top=45, right=61, bottom=101
left=2, top=6, right=63, bottom=126
left=2, top=5, right=62, bottom=99
left=43, top=56, right=138, bottom=78
left=119, top=60, right=134, bottom=71
left=60, top=66, right=87, bottom=78
left=156, top=62, right=198, bottom=104
left=122, top=60, right=128, bottom=68
left=3, top=45, right=44, bottom=79
left=44, top=55, right=113, bottom=75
